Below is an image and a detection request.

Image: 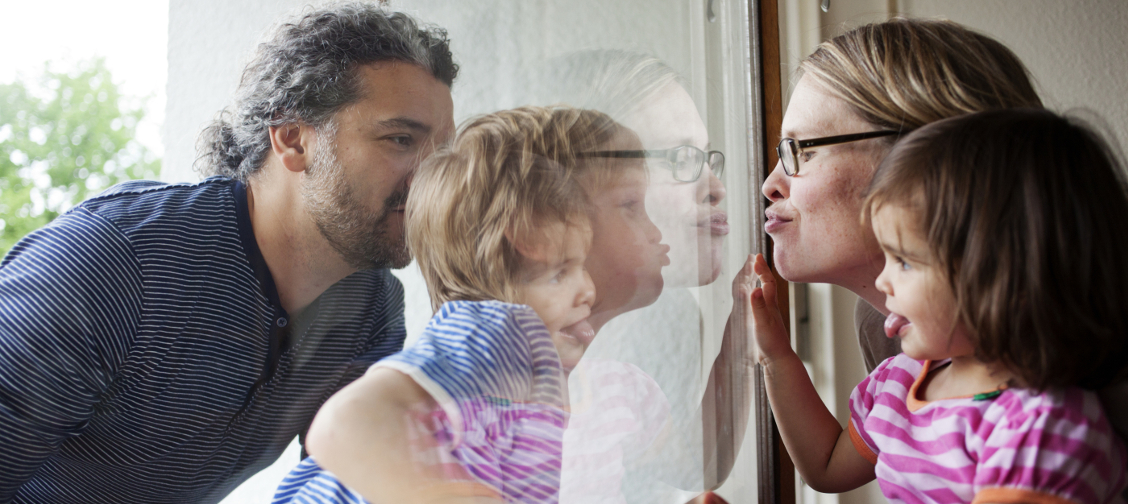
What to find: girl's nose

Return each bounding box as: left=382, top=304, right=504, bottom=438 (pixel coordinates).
left=578, top=269, right=597, bottom=307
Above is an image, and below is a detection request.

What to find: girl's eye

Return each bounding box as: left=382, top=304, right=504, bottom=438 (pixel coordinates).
left=896, top=257, right=912, bottom=271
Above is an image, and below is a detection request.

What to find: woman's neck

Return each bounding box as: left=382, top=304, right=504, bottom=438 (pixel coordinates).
left=839, top=260, right=889, bottom=315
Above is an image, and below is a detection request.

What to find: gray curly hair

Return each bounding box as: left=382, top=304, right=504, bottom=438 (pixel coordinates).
left=196, top=3, right=458, bottom=180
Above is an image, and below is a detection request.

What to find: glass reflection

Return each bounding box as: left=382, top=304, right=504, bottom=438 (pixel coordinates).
left=537, top=50, right=744, bottom=504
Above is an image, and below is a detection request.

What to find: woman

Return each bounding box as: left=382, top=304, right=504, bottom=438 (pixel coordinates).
left=761, top=17, right=1127, bottom=445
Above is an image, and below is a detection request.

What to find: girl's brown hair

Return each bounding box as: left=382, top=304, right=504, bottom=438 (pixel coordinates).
left=864, top=108, right=1128, bottom=390
left=406, top=106, right=624, bottom=311
left=801, top=18, right=1043, bottom=134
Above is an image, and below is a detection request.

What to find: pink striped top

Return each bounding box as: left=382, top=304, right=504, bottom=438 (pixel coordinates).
left=561, top=359, right=670, bottom=503
left=849, top=355, right=1127, bottom=504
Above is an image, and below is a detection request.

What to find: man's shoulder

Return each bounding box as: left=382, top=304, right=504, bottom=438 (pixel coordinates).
left=79, top=177, right=238, bottom=224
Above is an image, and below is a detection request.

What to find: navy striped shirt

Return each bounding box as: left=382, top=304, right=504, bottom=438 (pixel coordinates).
left=0, top=178, right=406, bottom=503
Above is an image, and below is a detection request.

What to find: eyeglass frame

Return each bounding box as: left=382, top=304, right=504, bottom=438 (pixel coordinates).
left=578, top=145, right=725, bottom=182
left=776, top=130, right=900, bottom=176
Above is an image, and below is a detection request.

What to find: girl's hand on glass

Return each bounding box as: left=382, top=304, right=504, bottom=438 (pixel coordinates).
left=728, top=254, right=757, bottom=364
left=749, top=254, right=792, bottom=365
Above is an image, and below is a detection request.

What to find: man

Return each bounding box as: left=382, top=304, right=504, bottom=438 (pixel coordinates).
left=0, top=4, right=456, bottom=503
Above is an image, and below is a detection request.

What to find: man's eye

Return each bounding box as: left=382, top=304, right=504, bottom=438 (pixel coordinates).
left=389, top=135, right=413, bottom=147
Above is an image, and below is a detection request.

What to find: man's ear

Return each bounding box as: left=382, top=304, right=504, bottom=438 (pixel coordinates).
left=268, top=122, right=315, bottom=174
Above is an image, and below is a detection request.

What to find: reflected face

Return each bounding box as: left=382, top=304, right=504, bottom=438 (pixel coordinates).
left=303, top=61, right=455, bottom=270
left=872, top=205, right=973, bottom=361
left=520, top=223, right=598, bottom=371
left=620, top=82, right=727, bottom=288
left=584, top=161, right=669, bottom=327
left=761, top=76, right=886, bottom=285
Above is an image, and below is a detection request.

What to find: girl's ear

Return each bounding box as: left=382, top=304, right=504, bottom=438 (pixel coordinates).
left=505, top=227, right=536, bottom=262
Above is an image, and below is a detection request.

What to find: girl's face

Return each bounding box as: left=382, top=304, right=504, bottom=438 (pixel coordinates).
left=520, top=222, right=598, bottom=371
left=871, top=205, right=974, bottom=361
left=621, top=82, right=727, bottom=288
left=584, top=164, right=670, bottom=328
left=761, top=76, right=887, bottom=289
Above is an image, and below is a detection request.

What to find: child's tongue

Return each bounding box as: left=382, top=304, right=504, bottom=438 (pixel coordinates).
left=560, top=320, right=596, bottom=346
left=884, top=313, right=911, bottom=339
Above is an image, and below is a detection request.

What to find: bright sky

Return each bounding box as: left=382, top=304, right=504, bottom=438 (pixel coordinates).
left=0, top=0, right=169, bottom=156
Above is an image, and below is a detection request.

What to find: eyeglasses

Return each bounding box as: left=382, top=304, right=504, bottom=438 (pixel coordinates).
left=579, top=145, right=725, bottom=182
left=776, top=130, right=899, bottom=176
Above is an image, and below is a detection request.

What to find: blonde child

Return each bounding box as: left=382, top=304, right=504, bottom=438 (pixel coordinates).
left=750, top=109, right=1127, bottom=503
left=273, top=106, right=632, bottom=504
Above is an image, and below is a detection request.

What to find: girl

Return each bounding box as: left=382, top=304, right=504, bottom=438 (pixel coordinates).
left=750, top=108, right=1128, bottom=503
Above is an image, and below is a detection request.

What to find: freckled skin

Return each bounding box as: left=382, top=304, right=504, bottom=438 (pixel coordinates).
left=761, top=76, right=887, bottom=299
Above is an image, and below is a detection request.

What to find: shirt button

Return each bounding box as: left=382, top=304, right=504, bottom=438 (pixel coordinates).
left=276, top=317, right=288, bottom=328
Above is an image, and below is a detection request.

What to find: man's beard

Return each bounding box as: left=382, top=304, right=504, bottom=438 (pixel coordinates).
left=302, top=139, right=412, bottom=270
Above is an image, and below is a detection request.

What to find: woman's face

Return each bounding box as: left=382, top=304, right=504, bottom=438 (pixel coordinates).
left=761, top=76, right=887, bottom=287
left=620, top=82, right=727, bottom=288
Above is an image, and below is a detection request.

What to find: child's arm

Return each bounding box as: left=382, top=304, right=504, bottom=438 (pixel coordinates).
left=305, top=368, right=502, bottom=504
left=749, top=254, right=875, bottom=493
left=702, top=254, right=758, bottom=486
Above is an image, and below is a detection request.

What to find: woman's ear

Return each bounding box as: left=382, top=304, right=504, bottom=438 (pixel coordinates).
left=268, top=122, right=316, bottom=173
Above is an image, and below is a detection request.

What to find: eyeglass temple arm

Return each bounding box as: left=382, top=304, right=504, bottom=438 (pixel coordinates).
left=795, top=130, right=899, bottom=149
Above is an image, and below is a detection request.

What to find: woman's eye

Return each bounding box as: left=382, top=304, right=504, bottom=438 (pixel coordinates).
left=799, top=151, right=816, bottom=163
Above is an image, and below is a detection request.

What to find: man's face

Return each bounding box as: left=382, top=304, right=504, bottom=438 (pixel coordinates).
left=303, top=61, right=454, bottom=270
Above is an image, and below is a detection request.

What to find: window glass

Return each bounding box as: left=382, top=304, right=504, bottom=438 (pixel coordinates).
left=392, top=1, right=763, bottom=501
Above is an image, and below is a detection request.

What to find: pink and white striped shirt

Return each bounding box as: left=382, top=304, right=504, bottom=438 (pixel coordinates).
left=849, top=355, right=1127, bottom=504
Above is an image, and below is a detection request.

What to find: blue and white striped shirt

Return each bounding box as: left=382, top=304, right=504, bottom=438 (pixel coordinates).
left=273, top=300, right=567, bottom=504
left=0, top=178, right=406, bottom=503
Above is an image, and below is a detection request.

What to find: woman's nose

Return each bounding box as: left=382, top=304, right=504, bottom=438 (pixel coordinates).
left=701, top=169, right=726, bottom=205
left=761, top=161, right=789, bottom=202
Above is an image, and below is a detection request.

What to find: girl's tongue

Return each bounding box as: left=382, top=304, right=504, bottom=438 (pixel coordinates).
left=884, top=313, right=911, bottom=339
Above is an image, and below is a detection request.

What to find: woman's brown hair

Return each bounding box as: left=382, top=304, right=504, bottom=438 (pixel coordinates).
left=864, top=108, right=1128, bottom=390
left=802, top=18, right=1043, bottom=134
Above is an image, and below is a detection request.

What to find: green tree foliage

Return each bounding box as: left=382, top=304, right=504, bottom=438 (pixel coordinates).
left=0, top=58, right=160, bottom=256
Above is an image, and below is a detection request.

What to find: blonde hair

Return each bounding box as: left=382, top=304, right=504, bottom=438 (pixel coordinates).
left=542, top=50, right=681, bottom=121
left=801, top=18, right=1042, bottom=133
left=406, top=106, right=625, bottom=311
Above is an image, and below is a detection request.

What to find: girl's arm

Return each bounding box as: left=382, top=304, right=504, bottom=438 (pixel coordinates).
left=701, top=254, right=758, bottom=487
left=306, top=367, right=502, bottom=504
left=749, top=254, right=875, bottom=493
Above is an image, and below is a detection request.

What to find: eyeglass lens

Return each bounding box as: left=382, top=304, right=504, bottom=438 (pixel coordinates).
left=666, top=146, right=725, bottom=182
